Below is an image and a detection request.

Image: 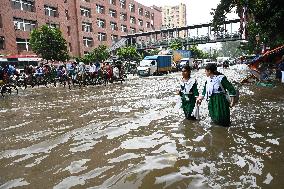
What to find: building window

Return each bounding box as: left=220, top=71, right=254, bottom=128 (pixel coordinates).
left=121, top=25, right=127, bottom=32
left=119, top=0, right=126, bottom=9
left=146, top=22, right=150, bottom=28
left=46, top=23, right=59, bottom=29
left=82, top=0, right=90, bottom=2
left=11, top=0, right=34, bottom=12
left=109, top=9, right=117, bottom=18
left=80, top=7, right=91, bottom=18
left=110, top=22, right=117, bottom=31
left=139, top=29, right=144, bottom=33
left=82, top=22, right=92, bottom=32
left=130, top=16, right=136, bottom=24
left=97, top=19, right=105, bottom=28
left=111, top=34, right=118, bottom=42
left=138, top=19, right=143, bottom=27
left=145, top=10, right=150, bottom=18
left=130, top=27, right=136, bottom=34
left=65, top=10, right=70, bottom=20
left=16, top=38, right=30, bottom=52
left=68, top=43, right=72, bottom=52
left=13, top=18, right=37, bottom=31
left=0, top=14, right=2, bottom=28
left=151, top=13, right=154, bottom=20
left=96, top=4, right=105, bottom=14
left=109, top=0, right=116, bottom=5
left=83, top=37, right=93, bottom=47
left=129, top=3, right=135, bottom=13
left=44, top=5, right=58, bottom=17
left=98, top=32, right=107, bottom=41
left=120, top=13, right=127, bottom=21
left=0, top=37, right=4, bottom=50
left=67, top=26, right=71, bottom=36
left=138, top=8, right=143, bottom=16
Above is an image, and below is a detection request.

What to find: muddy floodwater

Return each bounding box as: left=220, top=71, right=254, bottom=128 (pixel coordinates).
left=1, top=66, right=284, bottom=189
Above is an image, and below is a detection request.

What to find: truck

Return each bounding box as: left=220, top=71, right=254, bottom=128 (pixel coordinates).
left=172, top=50, right=191, bottom=62
left=137, top=55, right=172, bottom=76
left=179, top=58, right=194, bottom=69
left=171, top=50, right=192, bottom=70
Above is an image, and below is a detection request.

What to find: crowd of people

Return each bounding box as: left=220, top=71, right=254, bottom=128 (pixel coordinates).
left=0, top=61, right=126, bottom=95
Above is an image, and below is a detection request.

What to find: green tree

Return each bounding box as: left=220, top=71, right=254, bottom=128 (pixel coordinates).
left=210, top=49, right=220, bottom=60
left=117, top=46, right=142, bottom=62
left=148, top=49, right=161, bottom=56
left=219, top=41, right=243, bottom=57
left=202, top=52, right=210, bottom=59
left=170, top=39, right=183, bottom=50
left=74, top=56, right=85, bottom=63
left=74, top=45, right=110, bottom=64
left=30, top=25, right=69, bottom=62
left=212, top=0, right=284, bottom=52
left=91, top=45, right=110, bottom=62
left=189, top=45, right=204, bottom=59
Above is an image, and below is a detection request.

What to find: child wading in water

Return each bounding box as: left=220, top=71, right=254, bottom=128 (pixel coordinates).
left=178, top=65, right=199, bottom=120
left=197, top=63, right=236, bottom=127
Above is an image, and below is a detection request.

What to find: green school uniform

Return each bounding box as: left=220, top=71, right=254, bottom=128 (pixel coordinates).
left=202, top=75, right=236, bottom=126
left=180, top=78, right=199, bottom=119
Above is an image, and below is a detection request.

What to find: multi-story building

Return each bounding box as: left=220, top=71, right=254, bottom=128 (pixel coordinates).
left=161, top=3, right=186, bottom=35
left=0, top=0, right=162, bottom=57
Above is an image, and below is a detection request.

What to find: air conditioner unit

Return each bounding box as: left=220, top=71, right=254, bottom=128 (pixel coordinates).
left=14, top=25, right=20, bottom=30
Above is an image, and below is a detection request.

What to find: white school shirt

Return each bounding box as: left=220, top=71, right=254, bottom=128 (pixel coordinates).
left=180, top=78, right=196, bottom=95
left=204, top=75, right=225, bottom=100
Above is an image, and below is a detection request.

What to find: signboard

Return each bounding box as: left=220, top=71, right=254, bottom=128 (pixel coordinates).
left=18, top=58, right=42, bottom=61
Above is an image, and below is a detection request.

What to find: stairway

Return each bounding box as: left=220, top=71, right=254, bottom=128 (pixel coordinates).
left=108, top=38, right=127, bottom=52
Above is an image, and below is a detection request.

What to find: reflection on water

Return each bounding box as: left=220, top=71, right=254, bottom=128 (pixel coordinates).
left=0, top=66, right=284, bottom=188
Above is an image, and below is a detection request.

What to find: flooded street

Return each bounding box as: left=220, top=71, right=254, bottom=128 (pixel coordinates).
left=1, top=66, right=284, bottom=189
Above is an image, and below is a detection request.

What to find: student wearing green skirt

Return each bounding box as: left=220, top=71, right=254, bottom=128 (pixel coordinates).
left=178, top=65, right=199, bottom=120
left=197, top=63, right=236, bottom=126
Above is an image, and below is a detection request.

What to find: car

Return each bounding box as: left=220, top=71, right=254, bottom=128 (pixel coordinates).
left=223, top=61, right=229, bottom=68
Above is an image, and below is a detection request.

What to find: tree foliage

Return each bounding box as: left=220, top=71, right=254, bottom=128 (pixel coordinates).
left=219, top=41, right=243, bottom=57
left=170, top=39, right=183, bottom=50
left=91, top=45, right=110, bottom=62
left=148, top=49, right=161, bottom=56
left=117, top=46, right=142, bottom=62
left=75, top=45, right=110, bottom=64
left=211, top=49, right=220, bottom=60
left=212, top=0, right=284, bottom=53
left=30, top=25, right=69, bottom=62
left=189, top=45, right=205, bottom=59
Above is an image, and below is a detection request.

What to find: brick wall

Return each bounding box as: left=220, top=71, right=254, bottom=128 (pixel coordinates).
left=0, top=0, right=162, bottom=57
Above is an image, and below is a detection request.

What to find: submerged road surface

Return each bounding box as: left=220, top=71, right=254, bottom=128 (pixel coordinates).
left=1, top=66, right=284, bottom=189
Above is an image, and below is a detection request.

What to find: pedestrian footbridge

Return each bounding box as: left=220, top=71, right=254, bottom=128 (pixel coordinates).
left=117, top=19, right=243, bottom=50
